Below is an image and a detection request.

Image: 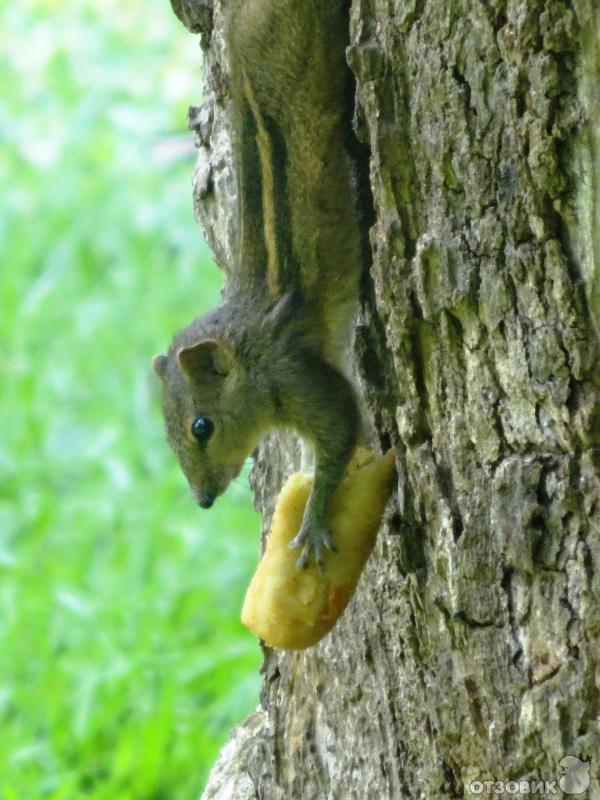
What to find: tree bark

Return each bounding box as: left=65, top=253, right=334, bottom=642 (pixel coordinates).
left=171, top=0, right=600, bottom=797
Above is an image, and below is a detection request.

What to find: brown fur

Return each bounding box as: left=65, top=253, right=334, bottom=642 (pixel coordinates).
left=155, top=0, right=362, bottom=566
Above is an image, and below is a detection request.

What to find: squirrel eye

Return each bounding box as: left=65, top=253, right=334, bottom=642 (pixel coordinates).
left=191, top=415, right=214, bottom=445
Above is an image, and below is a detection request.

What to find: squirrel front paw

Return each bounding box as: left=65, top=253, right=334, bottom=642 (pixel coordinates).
left=289, top=520, right=336, bottom=569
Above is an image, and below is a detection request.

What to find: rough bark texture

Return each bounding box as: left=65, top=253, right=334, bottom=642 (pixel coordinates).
left=170, top=0, right=600, bottom=797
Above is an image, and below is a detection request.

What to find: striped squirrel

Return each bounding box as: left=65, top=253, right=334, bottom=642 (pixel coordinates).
left=153, top=0, right=362, bottom=567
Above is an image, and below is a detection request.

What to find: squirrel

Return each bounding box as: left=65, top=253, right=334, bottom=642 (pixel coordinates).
left=153, top=0, right=362, bottom=568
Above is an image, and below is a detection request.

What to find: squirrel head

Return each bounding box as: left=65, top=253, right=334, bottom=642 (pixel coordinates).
left=153, top=336, right=261, bottom=508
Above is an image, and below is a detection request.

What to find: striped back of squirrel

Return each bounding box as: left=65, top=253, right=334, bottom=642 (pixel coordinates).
left=227, top=0, right=361, bottom=363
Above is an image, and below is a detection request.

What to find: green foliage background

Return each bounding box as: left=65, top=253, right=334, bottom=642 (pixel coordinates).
left=0, top=1, right=262, bottom=797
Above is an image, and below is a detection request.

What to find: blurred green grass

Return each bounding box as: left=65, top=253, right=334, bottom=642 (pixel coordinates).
left=0, top=1, right=262, bottom=797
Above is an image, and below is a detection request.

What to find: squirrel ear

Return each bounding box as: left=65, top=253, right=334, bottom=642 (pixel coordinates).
left=177, top=339, right=234, bottom=379
left=152, top=354, right=169, bottom=379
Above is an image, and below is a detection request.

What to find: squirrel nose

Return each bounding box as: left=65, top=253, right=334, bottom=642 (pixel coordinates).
left=197, top=492, right=216, bottom=509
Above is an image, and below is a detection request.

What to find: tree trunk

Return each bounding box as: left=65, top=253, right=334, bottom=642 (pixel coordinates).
left=170, top=0, right=600, bottom=797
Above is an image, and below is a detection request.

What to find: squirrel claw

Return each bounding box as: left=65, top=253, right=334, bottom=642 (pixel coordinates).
left=296, top=541, right=314, bottom=570
left=290, top=523, right=336, bottom=569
